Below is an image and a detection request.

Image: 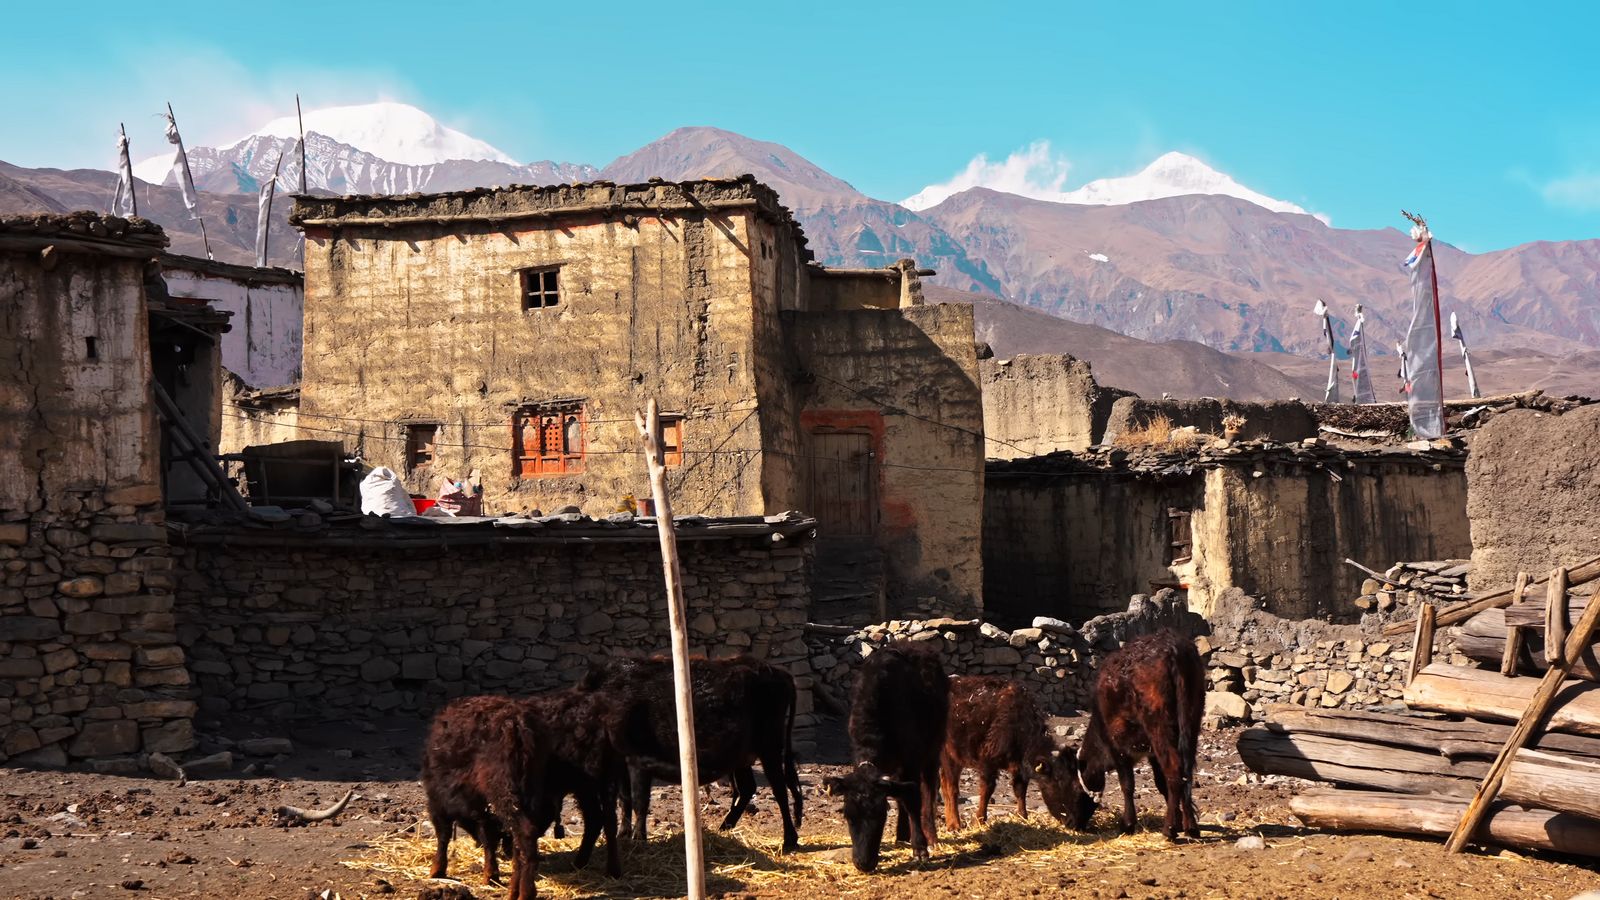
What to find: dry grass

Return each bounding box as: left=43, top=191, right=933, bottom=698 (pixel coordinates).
left=1112, top=414, right=1209, bottom=450
left=342, top=814, right=1177, bottom=899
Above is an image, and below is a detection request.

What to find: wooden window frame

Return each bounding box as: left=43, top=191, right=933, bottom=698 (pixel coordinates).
left=1166, top=507, right=1193, bottom=565
left=520, top=266, right=561, bottom=311
left=405, top=422, right=439, bottom=473
left=658, top=415, right=684, bottom=468
left=512, top=401, right=586, bottom=477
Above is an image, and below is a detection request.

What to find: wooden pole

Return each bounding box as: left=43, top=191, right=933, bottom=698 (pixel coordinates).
left=1500, top=625, right=1527, bottom=677
left=635, top=398, right=706, bottom=900
left=1444, top=585, right=1600, bottom=852
left=1406, top=602, right=1435, bottom=684
left=1292, top=790, right=1600, bottom=858
left=1546, top=567, right=1570, bottom=666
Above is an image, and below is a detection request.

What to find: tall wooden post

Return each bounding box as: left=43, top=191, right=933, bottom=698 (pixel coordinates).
left=635, top=399, right=706, bottom=899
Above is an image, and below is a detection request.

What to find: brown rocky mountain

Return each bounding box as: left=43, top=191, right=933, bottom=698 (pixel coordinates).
left=931, top=285, right=1319, bottom=400
left=3, top=123, right=1595, bottom=400
left=0, top=161, right=302, bottom=265
left=601, top=127, right=1004, bottom=294
left=919, top=187, right=1598, bottom=358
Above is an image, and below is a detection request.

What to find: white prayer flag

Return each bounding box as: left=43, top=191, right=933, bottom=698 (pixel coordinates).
left=1400, top=227, right=1445, bottom=438
left=1349, top=305, right=1376, bottom=403
left=163, top=106, right=199, bottom=213
left=111, top=125, right=137, bottom=217
left=1314, top=299, right=1340, bottom=403
left=1450, top=312, right=1481, bottom=400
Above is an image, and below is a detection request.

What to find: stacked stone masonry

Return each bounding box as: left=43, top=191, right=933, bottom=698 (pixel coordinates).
left=805, top=588, right=1454, bottom=726
left=173, top=528, right=820, bottom=751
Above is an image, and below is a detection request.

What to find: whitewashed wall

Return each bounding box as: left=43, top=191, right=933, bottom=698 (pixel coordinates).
left=163, top=269, right=303, bottom=388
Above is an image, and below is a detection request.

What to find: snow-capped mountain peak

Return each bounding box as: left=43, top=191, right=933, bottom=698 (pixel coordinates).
left=240, top=101, right=515, bottom=166
left=1058, top=151, right=1313, bottom=217
left=903, top=144, right=1320, bottom=220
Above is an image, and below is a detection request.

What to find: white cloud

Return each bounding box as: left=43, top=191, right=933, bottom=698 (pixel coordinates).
left=1540, top=171, right=1600, bottom=212
left=901, top=141, right=1071, bottom=211
left=0, top=43, right=421, bottom=172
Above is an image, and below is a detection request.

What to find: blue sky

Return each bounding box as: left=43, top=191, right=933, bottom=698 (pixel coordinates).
left=2, top=1, right=1597, bottom=252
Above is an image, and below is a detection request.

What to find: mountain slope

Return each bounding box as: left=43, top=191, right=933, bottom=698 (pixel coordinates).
left=601, top=126, right=1003, bottom=293
left=929, top=284, right=1318, bottom=400
left=920, top=187, right=1599, bottom=357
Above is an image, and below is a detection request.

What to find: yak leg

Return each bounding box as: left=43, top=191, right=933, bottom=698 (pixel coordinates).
left=629, top=768, right=653, bottom=842
left=427, top=811, right=453, bottom=879
left=720, top=766, right=757, bottom=831
left=975, top=767, right=997, bottom=827
left=1115, top=759, right=1139, bottom=834
left=940, top=756, right=964, bottom=832
left=758, top=748, right=801, bottom=853
left=1011, top=769, right=1029, bottom=822
left=918, top=768, right=940, bottom=853
left=477, top=817, right=505, bottom=885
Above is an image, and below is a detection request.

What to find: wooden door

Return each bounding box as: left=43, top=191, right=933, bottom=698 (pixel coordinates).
left=809, top=432, right=875, bottom=537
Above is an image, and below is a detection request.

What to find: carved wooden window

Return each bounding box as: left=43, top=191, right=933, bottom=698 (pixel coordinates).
left=658, top=416, right=684, bottom=468
left=405, top=423, right=438, bottom=473
left=513, top=402, right=585, bottom=476
left=520, top=266, right=561, bottom=311
left=1166, top=507, right=1193, bottom=565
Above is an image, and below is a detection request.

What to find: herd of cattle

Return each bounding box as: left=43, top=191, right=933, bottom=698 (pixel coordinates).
left=418, top=631, right=1204, bottom=899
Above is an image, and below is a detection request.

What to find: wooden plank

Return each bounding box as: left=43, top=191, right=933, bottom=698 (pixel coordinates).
left=1383, top=555, right=1600, bottom=636
left=1547, top=567, right=1571, bottom=665
left=1444, top=588, right=1600, bottom=852
left=1259, top=703, right=1600, bottom=761
left=1405, top=662, right=1600, bottom=736
left=1244, top=727, right=1600, bottom=820
left=1407, top=603, right=1435, bottom=684
left=1504, top=592, right=1588, bottom=629
left=1453, top=629, right=1600, bottom=681
left=1290, top=790, right=1600, bottom=858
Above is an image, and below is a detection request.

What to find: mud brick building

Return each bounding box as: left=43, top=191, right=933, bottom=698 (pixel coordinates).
left=0, top=214, right=196, bottom=766
left=289, top=177, right=984, bottom=617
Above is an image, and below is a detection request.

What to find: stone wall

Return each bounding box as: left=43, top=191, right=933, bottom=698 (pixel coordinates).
left=805, top=589, right=1451, bottom=728
left=1, top=218, right=195, bottom=767
left=980, top=354, right=1135, bottom=457
left=1466, top=405, right=1600, bottom=591
left=1102, top=398, right=1317, bottom=445
left=173, top=526, right=819, bottom=747
left=805, top=590, right=1202, bottom=716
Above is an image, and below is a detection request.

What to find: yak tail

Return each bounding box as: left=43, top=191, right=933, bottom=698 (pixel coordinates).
left=1175, top=664, right=1202, bottom=783
left=785, top=676, right=803, bottom=828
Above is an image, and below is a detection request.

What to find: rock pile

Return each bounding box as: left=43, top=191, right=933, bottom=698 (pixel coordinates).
left=1353, top=559, right=1472, bottom=613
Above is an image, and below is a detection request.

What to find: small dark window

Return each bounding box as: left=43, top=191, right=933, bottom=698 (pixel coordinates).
left=520, top=266, right=561, bottom=311
left=406, top=423, right=438, bottom=472
left=85, top=337, right=98, bottom=361
left=1166, top=507, right=1193, bottom=565
left=659, top=416, right=684, bottom=468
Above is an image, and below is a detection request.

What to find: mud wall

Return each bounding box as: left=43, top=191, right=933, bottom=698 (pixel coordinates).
left=1102, top=398, right=1317, bottom=444
left=174, top=534, right=819, bottom=749
left=1190, top=462, right=1471, bottom=620
left=983, top=472, right=1198, bottom=626
left=1, top=243, right=194, bottom=767
left=297, top=209, right=775, bottom=518
left=980, top=354, right=1134, bottom=456
left=780, top=304, right=985, bottom=618
left=1467, top=405, right=1600, bottom=590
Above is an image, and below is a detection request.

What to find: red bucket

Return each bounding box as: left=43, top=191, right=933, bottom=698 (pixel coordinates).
left=410, top=496, right=436, bottom=514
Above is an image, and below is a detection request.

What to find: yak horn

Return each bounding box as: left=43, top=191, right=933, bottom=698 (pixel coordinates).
left=277, top=790, right=354, bottom=823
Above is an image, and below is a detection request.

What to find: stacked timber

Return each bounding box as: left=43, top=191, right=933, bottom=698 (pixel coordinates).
left=1239, top=662, right=1600, bottom=856
left=1353, top=559, right=1471, bottom=613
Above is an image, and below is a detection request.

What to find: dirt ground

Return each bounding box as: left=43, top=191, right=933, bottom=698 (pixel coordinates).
left=1, top=719, right=1596, bottom=900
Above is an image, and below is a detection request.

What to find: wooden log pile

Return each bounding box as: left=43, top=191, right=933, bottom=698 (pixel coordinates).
left=1240, top=663, right=1600, bottom=856
left=1352, top=559, right=1471, bottom=613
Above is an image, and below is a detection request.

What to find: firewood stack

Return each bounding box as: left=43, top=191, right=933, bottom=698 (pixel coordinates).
left=1353, top=559, right=1471, bottom=613
left=1242, top=556, right=1600, bottom=858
